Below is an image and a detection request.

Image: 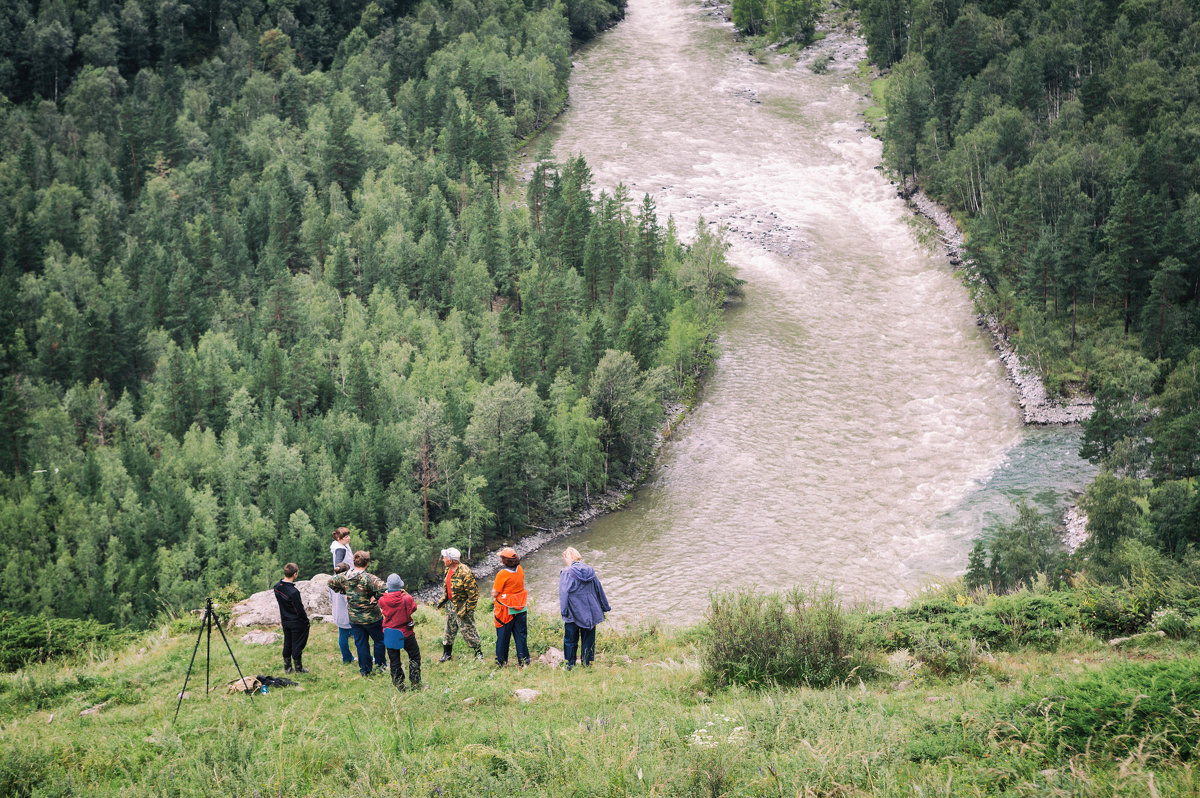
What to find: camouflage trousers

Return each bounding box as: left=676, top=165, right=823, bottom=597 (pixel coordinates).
left=443, top=609, right=481, bottom=651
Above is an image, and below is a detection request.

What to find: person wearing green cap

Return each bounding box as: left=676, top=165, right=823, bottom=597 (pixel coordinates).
left=379, top=573, right=421, bottom=691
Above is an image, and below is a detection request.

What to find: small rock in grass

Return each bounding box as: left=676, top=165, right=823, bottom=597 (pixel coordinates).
left=538, top=647, right=565, bottom=668
left=463, top=697, right=476, bottom=704
left=513, top=689, right=540, bottom=703
left=80, top=701, right=108, bottom=716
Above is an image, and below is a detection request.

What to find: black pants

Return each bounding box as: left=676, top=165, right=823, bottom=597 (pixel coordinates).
left=386, top=635, right=422, bottom=689
left=282, top=622, right=309, bottom=659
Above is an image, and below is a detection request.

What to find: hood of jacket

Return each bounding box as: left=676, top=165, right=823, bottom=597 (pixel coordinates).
left=565, top=561, right=597, bottom=587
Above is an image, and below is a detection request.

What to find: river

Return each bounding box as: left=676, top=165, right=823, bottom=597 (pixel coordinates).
left=518, top=0, right=1098, bottom=624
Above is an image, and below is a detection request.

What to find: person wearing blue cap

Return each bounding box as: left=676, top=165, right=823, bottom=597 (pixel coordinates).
left=379, top=573, right=421, bottom=690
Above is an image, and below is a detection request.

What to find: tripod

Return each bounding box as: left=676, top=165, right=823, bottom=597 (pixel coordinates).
left=174, top=597, right=255, bottom=723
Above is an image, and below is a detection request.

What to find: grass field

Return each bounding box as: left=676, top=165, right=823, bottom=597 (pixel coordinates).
left=3, top=595, right=1200, bottom=797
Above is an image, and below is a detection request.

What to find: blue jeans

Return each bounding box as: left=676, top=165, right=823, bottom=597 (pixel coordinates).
left=563, top=621, right=595, bottom=667
left=338, top=626, right=354, bottom=663
left=350, top=620, right=386, bottom=675
left=495, top=612, right=529, bottom=665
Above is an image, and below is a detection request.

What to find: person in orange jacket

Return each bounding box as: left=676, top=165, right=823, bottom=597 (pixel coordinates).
left=491, top=547, right=529, bottom=667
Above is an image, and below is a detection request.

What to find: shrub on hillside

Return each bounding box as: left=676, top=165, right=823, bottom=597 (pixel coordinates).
left=1026, top=659, right=1200, bottom=761
left=868, top=590, right=1080, bottom=654
left=1078, top=583, right=1156, bottom=638
left=700, top=587, right=872, bottom=688
left=0, top=613, right=129, bottom=672
left=909, top=632, right=989, bottom=677
left=169, top=582, right=248, bottom=635
left=0, top=747, right=60, bottom=798
left=909, top=659, right=1200, bottom=766
left=1151, top=607, right=1192, bottom=639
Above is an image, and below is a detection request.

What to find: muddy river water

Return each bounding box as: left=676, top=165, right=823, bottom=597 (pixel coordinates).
left=518, top=0, right=1097, bottom=623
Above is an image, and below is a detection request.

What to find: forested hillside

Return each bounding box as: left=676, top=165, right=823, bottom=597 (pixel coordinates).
left=0, top=0, right=740, bottom=626
left=862, top=0, right=1199, bottom=587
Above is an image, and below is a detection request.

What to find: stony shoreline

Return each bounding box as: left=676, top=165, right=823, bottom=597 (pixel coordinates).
left=903, top=189, right=1093, bottom=426
left=1061, top=502, right=1090, bottom=553
left=412, top=399, right=690, bottom=601
left=902, top=189, right=1093, bottom=548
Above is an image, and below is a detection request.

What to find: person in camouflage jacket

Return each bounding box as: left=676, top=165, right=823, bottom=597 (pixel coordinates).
left=436, top=548, right=482, bottom=661
left=328, top=550, right=387, bottom=675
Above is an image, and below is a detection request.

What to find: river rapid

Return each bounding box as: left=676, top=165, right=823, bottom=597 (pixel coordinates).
left=519, top=0, right=1098, bottom=624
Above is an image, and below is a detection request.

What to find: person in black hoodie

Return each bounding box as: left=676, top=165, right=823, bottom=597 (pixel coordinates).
left=273, top=563, right=310, bottom=673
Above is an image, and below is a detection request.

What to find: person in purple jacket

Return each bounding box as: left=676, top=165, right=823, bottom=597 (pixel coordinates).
left=558, top=547, right=611, bottom=670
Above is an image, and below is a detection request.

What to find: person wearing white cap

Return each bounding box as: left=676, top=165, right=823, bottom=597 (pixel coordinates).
left=435, top=548, right=481, bottom=661
left=378, top=573, right=421, bottom=690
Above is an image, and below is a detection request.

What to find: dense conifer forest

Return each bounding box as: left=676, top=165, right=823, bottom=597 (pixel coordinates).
left=863, top=0, right=1200, bottom=587
left=0, top=0, right=744, bottom=625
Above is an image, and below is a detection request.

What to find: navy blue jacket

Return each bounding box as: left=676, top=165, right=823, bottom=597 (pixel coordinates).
left=558, top=562, right=611, bottom=629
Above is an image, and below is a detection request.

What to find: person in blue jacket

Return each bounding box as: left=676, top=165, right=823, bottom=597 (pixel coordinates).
left=557, top=547, right=611, bottom=670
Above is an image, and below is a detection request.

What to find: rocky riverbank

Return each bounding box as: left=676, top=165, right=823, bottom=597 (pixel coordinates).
left=904, top=189, right=1093, bottom=425
left=412, top=399, right=689, bottom=602
left=1062, top=502, right=1090, bottom=553
left=903, top=189, right=1095, bottom=550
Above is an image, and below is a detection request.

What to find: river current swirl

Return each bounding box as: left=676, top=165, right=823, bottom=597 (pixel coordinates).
left=518, top=0, right=1097, bottom=623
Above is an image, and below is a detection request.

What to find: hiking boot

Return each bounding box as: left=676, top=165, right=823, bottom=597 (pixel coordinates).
left=283, top=656, right=293, bottom=674
left=438, top=645, right=453, bottom=663
left=293, top=656, right=309, bottom=674
left=473, top=648, right=484, bottom=661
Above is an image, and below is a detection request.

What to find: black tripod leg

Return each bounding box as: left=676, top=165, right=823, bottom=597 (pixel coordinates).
left=211, top=607, right=255, bottom=704
left=205, top=599, right=212, bottom=696
left=173, top=605, right=210, bottom=724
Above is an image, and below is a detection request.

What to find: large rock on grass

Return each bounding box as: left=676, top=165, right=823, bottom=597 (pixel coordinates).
left=230, top=573, right=335, bottom=627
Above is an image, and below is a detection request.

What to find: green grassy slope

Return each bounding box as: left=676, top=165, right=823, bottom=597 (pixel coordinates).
left=3, top=599, right=1200, bottom=797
